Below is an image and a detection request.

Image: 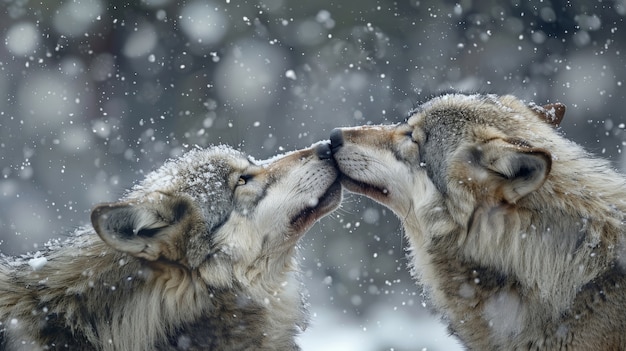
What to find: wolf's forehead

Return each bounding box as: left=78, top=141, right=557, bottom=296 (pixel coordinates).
left=130, top=146, right=250, bottom=196
left=408, top=94, right=519, bottom=129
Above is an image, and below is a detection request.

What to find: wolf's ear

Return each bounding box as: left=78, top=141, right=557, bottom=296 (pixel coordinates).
left=91, top=197, right=192, bottom=261
left=529, top=102, right=566, bottom=127
left=478, top=139, right=551, bottom=204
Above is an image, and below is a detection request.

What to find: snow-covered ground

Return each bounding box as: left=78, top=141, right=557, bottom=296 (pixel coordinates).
left=299, top=305, right=463, bottom=351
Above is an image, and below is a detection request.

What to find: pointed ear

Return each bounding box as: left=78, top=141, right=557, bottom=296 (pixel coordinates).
left=91, top=196, right=193, bottom=261
left=529, top=102, right=566, bottom=127
left=478, top=138, right=551, bottom=204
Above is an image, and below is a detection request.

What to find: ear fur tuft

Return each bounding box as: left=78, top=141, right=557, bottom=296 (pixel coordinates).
left=529, top=102, right=566, bottom=127
left=91, top=196, right=194, bottom=261
left=482, top=139, right=551, bottom=203
left=459, top=138, right=551, bottom=204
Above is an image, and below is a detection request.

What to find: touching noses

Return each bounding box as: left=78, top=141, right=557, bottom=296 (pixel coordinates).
left=329, top=128, right=344, bottom=154
left=314, top=141, right=333, bottom=160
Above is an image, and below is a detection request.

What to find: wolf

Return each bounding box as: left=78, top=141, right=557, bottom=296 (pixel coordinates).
left=329, top=93, right=626, bottom=350
left=0, top=142, right=341, bottom=351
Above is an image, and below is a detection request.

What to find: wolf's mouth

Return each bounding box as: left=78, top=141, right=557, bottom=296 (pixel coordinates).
left=338, top=174, right=390, bottom=202
left=329, top=128, right=391, bottom=203
left=290, top=180, right=342, bottom=233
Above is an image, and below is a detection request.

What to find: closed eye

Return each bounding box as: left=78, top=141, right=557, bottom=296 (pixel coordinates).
left=404, top=130, right=419, bottom=144
left=237, top=174, right=254, bottom=186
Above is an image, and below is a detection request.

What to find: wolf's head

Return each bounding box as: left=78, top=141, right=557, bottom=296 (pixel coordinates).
left=330, top=94, right=561, bottom=219
left=91, top=143, right=341, bottom=288
left=329, top=94, right=626, bottom=323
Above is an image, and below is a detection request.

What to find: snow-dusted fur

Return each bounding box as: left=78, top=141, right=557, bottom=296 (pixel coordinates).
left=330, top=94, right=626, bottom=350
left=0, top=144, right=341, bottom=351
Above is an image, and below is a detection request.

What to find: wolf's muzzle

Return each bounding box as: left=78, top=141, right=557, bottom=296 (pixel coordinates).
left=315, top=141, right=333, bottom=160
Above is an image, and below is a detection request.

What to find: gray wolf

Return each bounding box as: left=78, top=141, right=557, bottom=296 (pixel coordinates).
left=329, top=93, right=626, bottom=350
left=0, top=143, right=341, bottom=351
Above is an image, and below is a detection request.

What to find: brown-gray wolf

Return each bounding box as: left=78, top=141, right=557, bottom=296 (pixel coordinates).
left=329, top=93, right=626, bottom=350
left=0, top=143, right=341, bottom=351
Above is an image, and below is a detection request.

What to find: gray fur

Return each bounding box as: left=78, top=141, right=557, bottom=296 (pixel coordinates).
left=331, top=94, right=626, bottom=350
left=0, top=144, right=341, bottom=351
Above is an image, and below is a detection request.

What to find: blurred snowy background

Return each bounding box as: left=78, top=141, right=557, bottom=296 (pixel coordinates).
left=2, top=0, right=626, bottom=349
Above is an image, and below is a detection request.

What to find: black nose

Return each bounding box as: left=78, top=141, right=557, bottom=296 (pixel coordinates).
left=329, top=128, right=344, bottom=153
left=315, top=142, right=332, bottom=160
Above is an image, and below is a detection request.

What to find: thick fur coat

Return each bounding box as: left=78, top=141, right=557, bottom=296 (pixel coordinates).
left=0, top=143, right=341, bottom=351
left=330, top=94, right=626, bottom=350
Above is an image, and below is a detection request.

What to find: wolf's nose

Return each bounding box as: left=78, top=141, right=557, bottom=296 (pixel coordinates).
left=329, top=128, right=344, bottom=153
left=315, top=142, right=332, bottom=160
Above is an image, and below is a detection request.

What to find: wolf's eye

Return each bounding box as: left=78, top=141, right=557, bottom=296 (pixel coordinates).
left=237, top=174, right=253, bottom=186
left=404, top=130, right=418, bottom=143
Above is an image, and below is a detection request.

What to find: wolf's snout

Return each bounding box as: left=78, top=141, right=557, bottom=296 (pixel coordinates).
left=315, top=142, right=332, bottom=160
left=329, top=128, right=344, bottom=153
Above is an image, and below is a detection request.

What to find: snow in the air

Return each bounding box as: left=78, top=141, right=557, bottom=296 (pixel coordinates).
left=52, top=0, right=104, bottom=37
left=1, top=1, right=626, bottom=350
left=123, top=23, right=158, bottom=58
left=179, top=1, right=229, bottom=46
left=5, top=22, right=39, bottom=56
